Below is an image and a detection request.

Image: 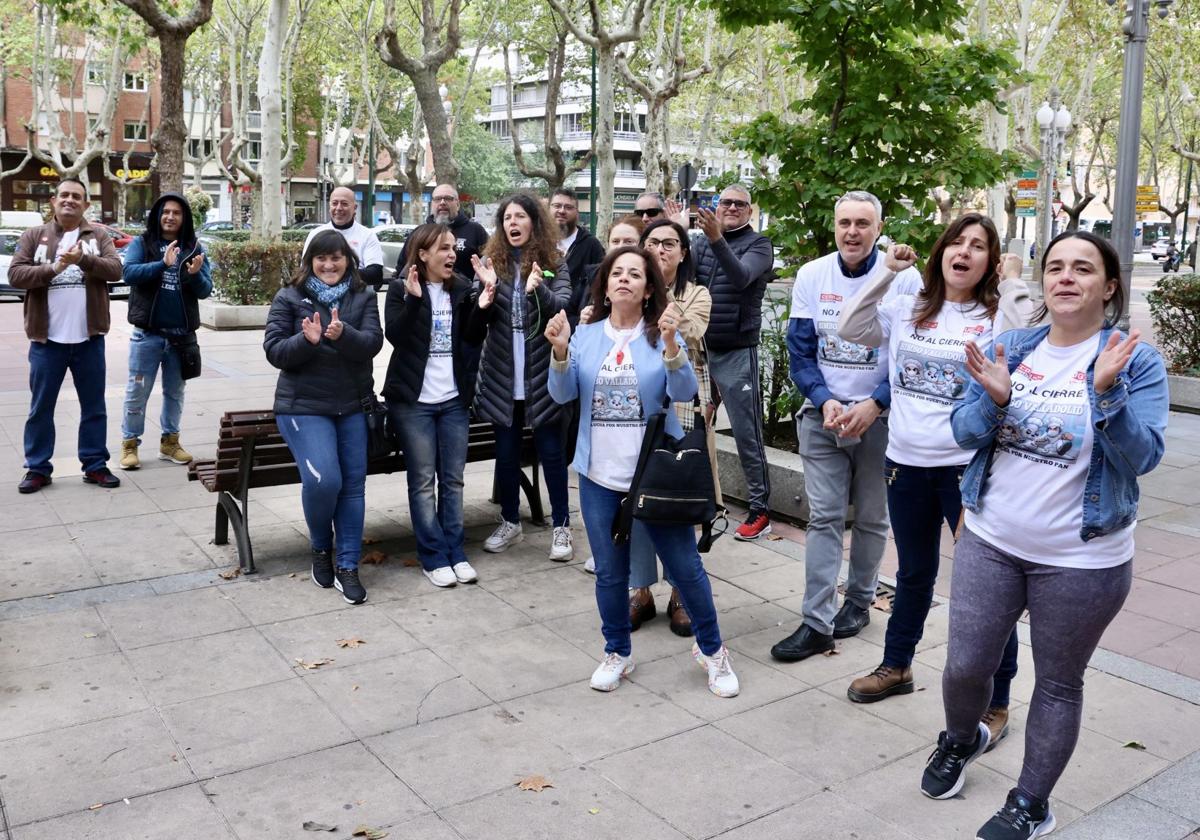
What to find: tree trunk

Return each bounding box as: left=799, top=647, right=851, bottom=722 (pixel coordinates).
left=257, top=0, right=287, bottom=240
left=154, top=32, right=188, bottom=193
left=594, top=45, right=616, bottom=239
left=642, top=98, right=668, bottom=195
left=410, top=72, right=457, bottom=186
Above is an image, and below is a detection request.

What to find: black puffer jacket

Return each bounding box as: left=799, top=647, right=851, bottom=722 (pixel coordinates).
left=264, top=283, right=384, bottom=416
left=464, top=262, right=571, bottom=428
left=381, top=274, right=478, bottom=408
left=693, top=225, right=774, bottom=350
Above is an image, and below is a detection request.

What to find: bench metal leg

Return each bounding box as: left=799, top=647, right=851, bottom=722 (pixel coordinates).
left=217, top=490, right=256, bottom=574
left=522, top=447, right=546, bottom=526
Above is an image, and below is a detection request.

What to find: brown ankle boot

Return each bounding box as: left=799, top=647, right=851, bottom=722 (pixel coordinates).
left=847, top=663, right=914, bottom=703
left=667, top=588, right=693, bottom=637
left=629, top=587, right=656, bottom=632
left=982, top=706, right=1010, bottom=751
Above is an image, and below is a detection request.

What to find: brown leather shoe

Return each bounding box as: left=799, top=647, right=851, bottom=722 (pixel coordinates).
left=847, top=663, right=914, bottom=704
left=667, top=588, right=693, bottom=637
left=629, top=587, right=656, bottom=632
left=982, top=706, right=1010, bottom=752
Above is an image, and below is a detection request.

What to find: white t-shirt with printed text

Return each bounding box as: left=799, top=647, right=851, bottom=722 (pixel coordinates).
left=303, top=221, right=384, bottom=269
left=966, top=335, right=1135, bottom=569
left=47, top=229, right=89, bottom=344
left=587, top=320, right=646, bottom=492
left=790, top=252, right=922, bottom=405
left=418, top=281, right=459, bottom=404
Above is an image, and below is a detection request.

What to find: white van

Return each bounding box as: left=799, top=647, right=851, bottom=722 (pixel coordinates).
left=0, top=210, right=47, bottom=229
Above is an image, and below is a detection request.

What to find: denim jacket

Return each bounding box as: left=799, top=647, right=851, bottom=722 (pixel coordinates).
left=952, top=324, right=1169, bottom=542
left=548, top=319, right=697, bottom=482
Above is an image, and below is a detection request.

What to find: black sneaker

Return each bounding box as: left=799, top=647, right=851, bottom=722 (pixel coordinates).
left=18, top=471, right=51, bottom=494
left=921, top=722, right=990, bottom=800
left=311, top=549, right=334, bottom=589
left=976, top=788, right=1056, bottom=839
left=334, top=567, right=367, bottom=605
left=833, top=600, right=870, bottom=639
left=770, top=624, right=835, bottom=662
left=82, top=467, right=120, bottom=489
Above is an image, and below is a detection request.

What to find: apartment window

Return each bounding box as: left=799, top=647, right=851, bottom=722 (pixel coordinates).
left=85, top=63, right=104, bottom=85
left=123, top=72, right=147, bottom=92
left=614, top=112, right=641, bottom=135
left=123, top=121, right=148, bottom=142
left=559, top=113, right=583, bottom=135
left=188, top=139, right=214, bottom=158
left=488, top=120, right=510, bottom=140
left=246, top=140, right=262, bottom=162
left=86, top=115, right=101, bottom=134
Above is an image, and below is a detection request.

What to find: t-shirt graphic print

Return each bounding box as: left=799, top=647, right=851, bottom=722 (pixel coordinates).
left=995, top=359, right=1087, bottom=468
left=588, top=321, right=645, bottom=492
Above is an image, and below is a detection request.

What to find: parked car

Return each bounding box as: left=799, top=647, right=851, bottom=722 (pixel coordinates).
left=198, top=220, right=251, bottom=234
left=0, top=229, right=24, bottom=300
left=375, top=224, right=418, bottom=281
left=93, top=222, right=134, bottom=249
left=288, top=221, right=322, bottom=230
left=0, top=210, right=47, bottom=229
left=1150, top=238, right=1177, bottom=260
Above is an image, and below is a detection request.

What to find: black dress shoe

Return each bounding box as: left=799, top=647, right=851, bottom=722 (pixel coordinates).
left=82, top=467, right=120, bottom=489
left=833, top=601, right=870, bottom=639
left=18, top=471, right=51, bottom=494
left=770, top=624, right=835, bottom=662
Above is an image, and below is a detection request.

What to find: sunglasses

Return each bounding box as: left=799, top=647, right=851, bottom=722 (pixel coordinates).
left=636, top=207, right=663, bottom=218
left=718, top=198, right=750, bottom=209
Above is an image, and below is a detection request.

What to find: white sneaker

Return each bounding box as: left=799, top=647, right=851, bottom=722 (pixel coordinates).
left=483, top=520, right=523, bottom=553
left=693, top=642, right=740, bottom=698
left=452, top=561, right=478, bottom=584
left=590, top=652, right=634, bottom=692
left=549, top=526, right=573, bottom=562
left=423, top=566, right=458, bottom=588
left=583, top=555, right=596, bottom=574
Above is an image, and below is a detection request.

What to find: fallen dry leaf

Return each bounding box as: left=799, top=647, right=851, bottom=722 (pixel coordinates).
left=361, top=536, right=381, bottom=545
left=765, top=533, right=783, bottom=541
left=295, top=657, right=335, bottom=670
left=516, top=774, right=555, bottom=792
left=822, top=648, right=840, bottom=657
left=400, top=555, right=420, bottom=567
left=301, top=821, right=337, bottom=832
left=352, top=684, right=360, bottom=691
left=289, top=572, right=297, bottom=578
left=218, top=568, right=242, bottom=580
left=1123, top=740, right=1147, bottom=751
left=336, top=637, right=366, bottom=649
left=88, top=803, right=104, bottom=811
left=352, top=827, right=388, bottom=839
left=361, top=550, right=388, bottom=565
left=588, top=808, right=600, bottom=815
left=83, top=632, right=99, bottom=638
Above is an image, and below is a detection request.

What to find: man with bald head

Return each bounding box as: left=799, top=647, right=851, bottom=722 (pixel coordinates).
left=397, top=184, right=488, bottom=280
left=304, top=187, right=385, bottom=288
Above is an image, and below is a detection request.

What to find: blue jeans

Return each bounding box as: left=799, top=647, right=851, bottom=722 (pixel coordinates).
left=24, top=337, right=109, bottom=476
left=391, top=399, right=469, bottom=571
left=493, top=400, right=569, bottom=527
left=885, top=458, right=1017, bottom=707
left=277, top=413, right=368, bottom=570
left=578, top=475, right=722, bottom=657
left=628, top=527, right=671, bottom=589
left=121, top=328, right=185, bottom=440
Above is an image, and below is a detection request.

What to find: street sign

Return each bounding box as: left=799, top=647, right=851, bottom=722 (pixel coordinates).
left=677, top=162, right=697, bottom=193
left=1016, top=170, right=1038, bottom=218
left=1136, top=184, right=1160, bottom=216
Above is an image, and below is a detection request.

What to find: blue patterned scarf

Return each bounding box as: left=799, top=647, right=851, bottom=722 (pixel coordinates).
left=305, top=275, right=351, bottom=307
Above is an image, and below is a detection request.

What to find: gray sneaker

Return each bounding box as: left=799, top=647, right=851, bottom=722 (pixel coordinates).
left=549, top=526, right=573, bottom=562
left=483, top=520, right=523, bottom=553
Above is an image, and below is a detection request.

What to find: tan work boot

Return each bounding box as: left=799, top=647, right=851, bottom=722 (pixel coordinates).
left=119, top=438, right=140, bottom=470
left=847, top=663, right=914, bottom=704
left=159, top=433, right=193, bottom=464
left=982, top=706, right=1010, bottom=752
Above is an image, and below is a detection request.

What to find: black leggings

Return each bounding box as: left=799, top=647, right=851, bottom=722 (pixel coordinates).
left=943, top=527, right=1132, bottom=801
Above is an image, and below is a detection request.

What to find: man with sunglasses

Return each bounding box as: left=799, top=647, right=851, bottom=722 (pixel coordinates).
left=397, top=184, right=489, bottom=280
left=692, top=184, right=775, bottom=540
left=635, top=192, right=689, bottom=227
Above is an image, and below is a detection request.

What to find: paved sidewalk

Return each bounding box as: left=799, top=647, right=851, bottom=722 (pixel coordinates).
left=1, top=299, right=1198, bottom=840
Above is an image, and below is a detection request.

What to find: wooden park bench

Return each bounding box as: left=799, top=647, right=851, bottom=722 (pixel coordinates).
left=188, top=409, right=544, bottom=574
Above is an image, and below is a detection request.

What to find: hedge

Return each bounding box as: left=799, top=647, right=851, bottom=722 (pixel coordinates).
left=1146, top=272, right=1200, bottom=374
left=206, top=229, right=311, bottom=243
left=208, top=239, right=304, bottom=305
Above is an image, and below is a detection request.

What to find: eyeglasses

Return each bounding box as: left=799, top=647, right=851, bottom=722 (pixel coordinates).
left=636, top=207, right=663, bottom=218
left=432, top=195, right=457, bottom=203
left=645, top=237, right=680, bottom=251
left=549, top=202, right=576, bottom=211
left=718, top=198, right=750, bottom=209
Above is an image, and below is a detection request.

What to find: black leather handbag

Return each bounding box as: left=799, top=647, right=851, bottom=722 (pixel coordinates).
left=360, top=394, right=395, bottom=461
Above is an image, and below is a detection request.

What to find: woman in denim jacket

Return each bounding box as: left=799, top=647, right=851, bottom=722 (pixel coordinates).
left=919, top=231, right=1168, bottom=840
left=545, top=245, right=739, bottom=699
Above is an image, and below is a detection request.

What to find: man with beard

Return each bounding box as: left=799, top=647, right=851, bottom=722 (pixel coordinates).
left=303, top=187, right=385, bottom=288
left=397, top=184, right=489, bottom=280
left=551, top=188, right=605, bottom=329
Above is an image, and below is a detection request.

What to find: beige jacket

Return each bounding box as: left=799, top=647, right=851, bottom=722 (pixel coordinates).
left=672, top=281, right=712, bottom=358
left=8, top=220, right=122, bottom=342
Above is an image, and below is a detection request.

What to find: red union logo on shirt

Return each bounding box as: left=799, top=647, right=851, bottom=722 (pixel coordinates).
left=1072, top=370, right=1086, bottom=382
left=1017, top=362, right=1044, bottom=381
left=819, top=293, right=843, bottom=302
left=962, top=325, right=985, bottom=336
left=916, top=319, right=938, bottom=330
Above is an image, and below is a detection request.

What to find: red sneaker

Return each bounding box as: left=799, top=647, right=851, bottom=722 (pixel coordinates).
left=735, top=511, right=771, bottom=541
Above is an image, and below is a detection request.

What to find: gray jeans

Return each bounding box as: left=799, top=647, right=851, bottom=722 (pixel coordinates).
left=708, top=346, right=770, bottom=512
left=944, top=527, right=1132, bottom=801
left=797, top=407, right=889, bottom=635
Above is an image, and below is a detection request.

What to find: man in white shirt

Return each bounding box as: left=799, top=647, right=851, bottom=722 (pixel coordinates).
left=772, top=190, right=922, bottom=662
left=304, top=187, right=385, bottom=288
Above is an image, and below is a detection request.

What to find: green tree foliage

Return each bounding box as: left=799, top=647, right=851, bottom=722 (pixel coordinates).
left=713, top=0, right=1021, bottom=259
left=452, top=119, right=517, bottom=203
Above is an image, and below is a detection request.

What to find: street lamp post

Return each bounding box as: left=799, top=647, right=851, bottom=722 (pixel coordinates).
left=1035, top=95, right=1071, bottom=286
left=1108, top=0, right=1174, bottom=328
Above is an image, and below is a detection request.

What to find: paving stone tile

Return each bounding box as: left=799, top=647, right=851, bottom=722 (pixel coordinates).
left=305, top=648, right=490, bottom=738
left=978, top=716, right=1168, bottom=813
left=1079, top=672, right=1200, bottom=761
left=0, top=709, right=193, bottom=825
left=706, top=576, right=769, bottom=612
left=14, top=784, right=234, bottom=840
left=0, top=652, right=148, bottom=741
left=0, top=498, right=61, bottom=532
left=379, top=583, right=532, bottom=646
left=715, top=689, right=927, bottom=786
left=97, top=586, right=249, bottom=649
left=1100, top=609, right=1192, bottom=659
left=69, top=514, right=215, bottom=584
left=727, top=624, right=887, bottom=684
left=816, top=660, right=951, bottom=742
left=429, top=622, right=596, bottom=702
left=481, top=565, right=599, bottom=621
left=44, top=484, right=162, bottom=525
left=439, top=765, right=689, bottom=840
left=203, top=742, right=429, bottom=838
left=125, top=627, right=294, bottom=706
left=1138, top=630, right=1200, bottom=681
left=258, top=603, right=422, bottom=671
left=218, top=572, right=354, bottom=625
left=504, top=680, right=703, bottom=763
left=371, top=813, right=468, bottom=840
left=1123, top=579, right=1200, bottom=631
left=595, top=726, right=815, bottom=837
left=698, top=538, right=797, bottom=581
left=369, top=704, right=579, bottom=809
left=0, top=525, right=100, bottom=600
left=723, top=562, right=808, bottom=601
left=160, top=679, right=353, bottom=777
left=713, top=790, right=920, bottom=840
left=0, top=606, right=117, bottom=669
left=541, top=605, right=700, bottom=665
left=1133, top=749, right=1200, bottom=824
left=1138, top=524, right=1200, bottom=559
left=1053, top=794, right=1197, bottom=840
left=1140, top=557, right=1200, bottom=595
